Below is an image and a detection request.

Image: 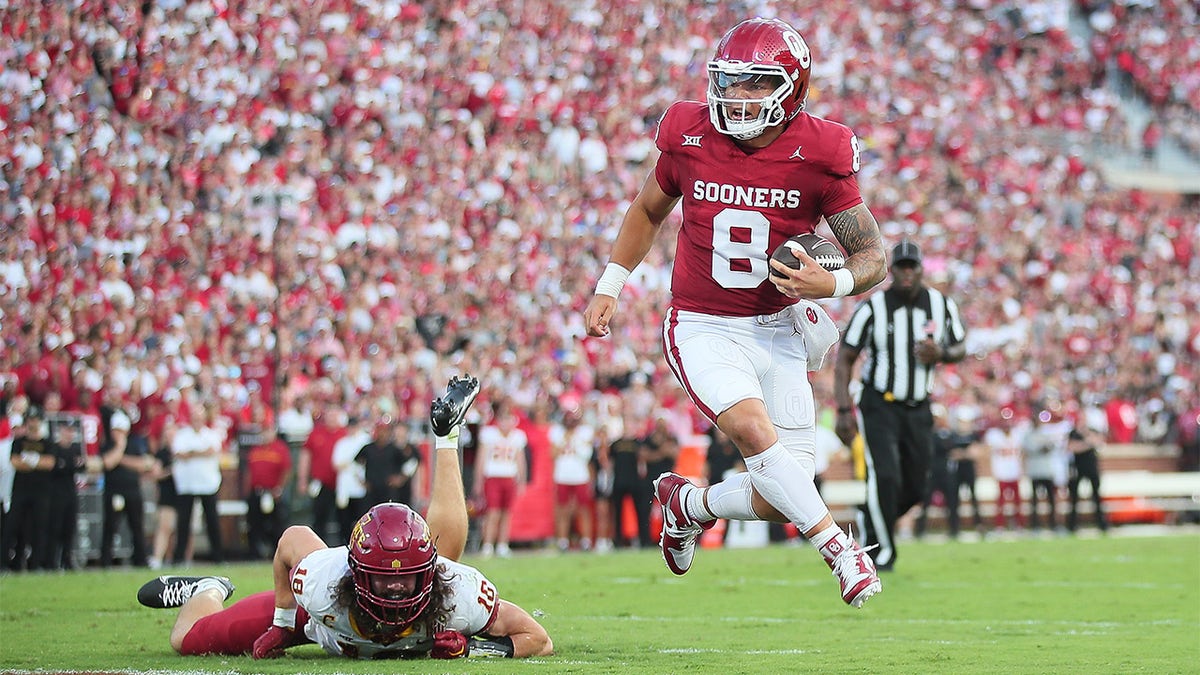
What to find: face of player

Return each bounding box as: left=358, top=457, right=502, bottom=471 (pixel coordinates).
left=718, top=74, right=783, bottom=122
left=370, top=573, right=420, bottom=600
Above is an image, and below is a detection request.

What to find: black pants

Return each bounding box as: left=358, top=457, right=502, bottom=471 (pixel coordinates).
left=1068, top=450, right=1107, bottom=531
left=2, top=481, right=52, bottom=571
left=101, top=479, right=148, bottom=567
left=856, top=389, right=933, bottom=569
left=44, top=477, right=79, bottom=570
left=915, top=458, right=952, bottom=537
left=245, top=490, right=288, bottom=559
left=310, top=483, right=338, bottom=545
left=947, top=459, right=983, bottom=535
left=175, top=493, right=223, bottom=563
left=337, top=497, right=369, bottom=544
left=1028, top=478, right=1058, bottom=530
left=611, top=480, right=652, bottom=547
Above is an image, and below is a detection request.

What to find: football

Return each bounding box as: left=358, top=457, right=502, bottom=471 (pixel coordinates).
left=769, top=233, right=846, bottom=276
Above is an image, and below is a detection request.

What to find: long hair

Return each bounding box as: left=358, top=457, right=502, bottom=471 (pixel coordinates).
left=332, top=562, right=457, bottom=634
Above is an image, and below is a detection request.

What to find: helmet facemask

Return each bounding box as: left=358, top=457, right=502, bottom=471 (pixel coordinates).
left=707, top=63, right=795, bottom=140
left=347, top=503, right=438, bottom=628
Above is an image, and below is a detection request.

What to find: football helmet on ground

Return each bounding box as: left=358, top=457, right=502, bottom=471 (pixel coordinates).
left=348, top=503, right=438, bottom=626
left=707, top=17, right=812, bottom=140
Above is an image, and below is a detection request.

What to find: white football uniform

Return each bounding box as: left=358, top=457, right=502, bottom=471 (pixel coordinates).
left=292, top=546, right=500, bottom=659
left=663, top=307, right=818, bottom=476
left=476, top=426, right=526, bottom=479
left=550, top=423, right=595, bottom=486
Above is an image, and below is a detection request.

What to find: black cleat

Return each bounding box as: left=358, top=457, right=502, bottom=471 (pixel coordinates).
left=137, top=575, right=235, bottom=608
left=430, top=374, right=480, bottom=436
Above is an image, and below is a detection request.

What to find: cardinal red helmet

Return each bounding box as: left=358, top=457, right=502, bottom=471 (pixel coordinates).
left=707, top=17, right=812, bottom=140
left=347, top=503, right=438, bottom=626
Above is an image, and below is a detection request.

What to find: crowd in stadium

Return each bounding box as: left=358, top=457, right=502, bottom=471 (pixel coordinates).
left=1, top=0, right=1198, bottom=568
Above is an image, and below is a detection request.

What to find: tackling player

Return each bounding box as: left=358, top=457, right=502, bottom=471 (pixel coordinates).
left=584, top=17, right=887, bottom=607
left=136, top=376, right=554, bottom=659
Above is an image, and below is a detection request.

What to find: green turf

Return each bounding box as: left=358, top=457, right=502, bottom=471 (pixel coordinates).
left=1, top=530, right=1197, bottom=674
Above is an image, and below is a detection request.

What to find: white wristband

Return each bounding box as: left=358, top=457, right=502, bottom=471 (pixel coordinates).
left=594, top=262, right=632, bottom=299
left=274, top=607, right=297, bottom=629
left=830, top=268, right=855, bottom=298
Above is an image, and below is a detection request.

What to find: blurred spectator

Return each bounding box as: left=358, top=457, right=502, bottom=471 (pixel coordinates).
left=985, top=410, right=1026, bottom=532
left=608, top=422, right=650, bottom=549
left=1067, top=419, right=1109, bottom=533
left=99, top=387, right=151, bottom=568
left=550, top=405, right=595, bottom=552
left=0, top=395, right=17, bottom=563
left=171, top=405, right=225, bottom=564
left=474, top=403, right=528, bottom=558
left=1105, top=391, right=1139, bottom=444
left=332, top=415, right=371, bottom=543
left=298, top=399, right=344, bottom=544
left=590, top=427, right=615, bottom=553
left=1178, top=396, right=1200, bottom=472
left=243, top=432, right=292, bottom=560
left=148, top=430, right=181, bottom=570
left=916, top=406, right=955, bottom=540
left=642, top=415, right=679, bottom=521
left=359, top=416, right=421, bottom=508
left=1023, top=407, right=1071, bottom=532
left=2, top=407, right=57, bottom=571
left=946, top=408, right=986, bottom=538
left=704, top=428, right=743, bottom=492
left=277, top=390, right=314, bottom=450
left=43, top=395, right=84, bottom=570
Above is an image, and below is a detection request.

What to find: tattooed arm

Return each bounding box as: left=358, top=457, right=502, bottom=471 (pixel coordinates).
left=826, top=203, right=886, bottom=295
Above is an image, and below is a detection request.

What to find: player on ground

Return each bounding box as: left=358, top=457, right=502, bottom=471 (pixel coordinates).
left=584, top=17, right=887, bottom=607
left=136, top=376, right=554, bottom=659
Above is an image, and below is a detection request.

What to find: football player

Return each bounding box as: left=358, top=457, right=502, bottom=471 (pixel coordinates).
left=584, top=17, right=887, bottom=607
left=137, top=376, right=553, bottom=659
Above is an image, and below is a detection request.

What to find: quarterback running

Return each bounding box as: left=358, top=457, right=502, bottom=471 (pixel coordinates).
left=584, top=17, right=887, bottom=607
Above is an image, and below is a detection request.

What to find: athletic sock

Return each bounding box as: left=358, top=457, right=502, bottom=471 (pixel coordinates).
left=692, top=472, right=757, bottom=521
left=809, top=523, right=852, bottom=563
left=743, top=442, right=831, bottom=533
left=435, top=424, right=460, bottom=450
left=194, top=578, right=232, bottom=601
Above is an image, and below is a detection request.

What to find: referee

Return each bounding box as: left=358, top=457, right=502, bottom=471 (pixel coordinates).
left=833, top=240, right=966, bottom=571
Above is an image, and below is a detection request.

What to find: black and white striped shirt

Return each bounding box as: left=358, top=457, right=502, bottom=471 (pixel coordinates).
left=841, top=286, right=965, bottom=405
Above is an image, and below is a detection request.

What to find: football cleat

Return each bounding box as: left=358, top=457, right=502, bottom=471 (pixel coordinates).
left=829, top=533, right=882, bottom=608
left=430, top=374, right=480, bottom=436
left=137, top=575, right=235, bottom=609
left=654, top=472, right=715, bottom=575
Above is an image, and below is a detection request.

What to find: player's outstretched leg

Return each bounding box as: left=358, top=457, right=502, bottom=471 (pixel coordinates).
left=426, top=374, right=481, bottom=562
left=137, top=575, right=236, bottom=609
left=654, top=472, right=715, bottom=575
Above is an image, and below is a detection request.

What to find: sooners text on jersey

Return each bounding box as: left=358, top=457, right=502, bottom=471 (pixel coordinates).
left=654, top=101, right=863, bottom=317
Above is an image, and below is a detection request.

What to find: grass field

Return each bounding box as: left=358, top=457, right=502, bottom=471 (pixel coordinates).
left=1, top=528, right=1198, bottom=674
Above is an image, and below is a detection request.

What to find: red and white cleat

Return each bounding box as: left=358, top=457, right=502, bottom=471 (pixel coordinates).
left=653, top=472, right=715, bottom=575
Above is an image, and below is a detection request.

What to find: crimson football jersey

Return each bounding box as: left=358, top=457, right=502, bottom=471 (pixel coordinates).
left=654, top=101, right=863, bottom=316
